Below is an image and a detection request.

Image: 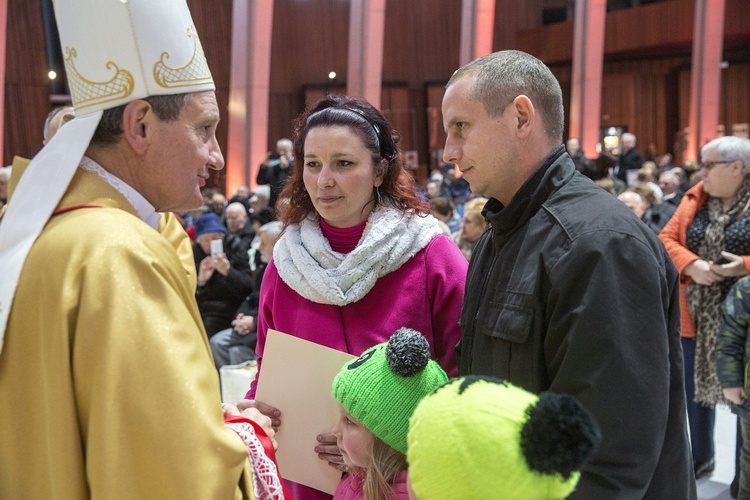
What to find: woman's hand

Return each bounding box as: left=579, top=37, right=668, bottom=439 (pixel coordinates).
left=723, top=387, right=746, bottom=405
left=315, top=432, right=346, bottom=471
left=684, top=259, right=724, bottom=285
left=710, top=251, right=747, bottom=278
left=212, top=253, right=231, bottom=276
left=198, top=256, right=215, bottom=285
left=237, top=399, right=281, bottom=431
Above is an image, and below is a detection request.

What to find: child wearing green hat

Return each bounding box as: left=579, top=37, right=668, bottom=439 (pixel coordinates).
left=407, top=376, right=601, bottom=500
left=331, top=327, right=448, bottom=500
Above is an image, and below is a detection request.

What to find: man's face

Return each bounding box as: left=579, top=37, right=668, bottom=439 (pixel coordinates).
left=566, top=138, right=580, bottom=155
left=277, top=140, right=293, bottom=160
left=618, top=192, right=646, bottom=218
left=442, top=75, right=518, bottom=203
left=225, top=207, right=247, bottom=233
left=142, top=91, right=224, bottom=212
left=658, top=173, right=678, bottom=195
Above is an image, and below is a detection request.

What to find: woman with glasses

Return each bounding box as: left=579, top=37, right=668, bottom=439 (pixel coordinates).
left=660, top=136, right=750, bottom=495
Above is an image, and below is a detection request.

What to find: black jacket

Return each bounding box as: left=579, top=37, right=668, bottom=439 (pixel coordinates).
left=459, top=146, right=695, bottom=499
left=616, top=147, right=644, bottom=182
left=194, top=243, right=253, bottom=337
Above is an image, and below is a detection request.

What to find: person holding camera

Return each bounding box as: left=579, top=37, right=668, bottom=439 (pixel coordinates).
left=256, top=138, right=294, bottom=210
left=193, top=213, right=253, bottom=337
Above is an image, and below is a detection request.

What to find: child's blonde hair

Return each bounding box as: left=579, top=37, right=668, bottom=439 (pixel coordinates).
left=348, top=436, right=407, bottom=500
left=332, top=328, right=448, bottom=499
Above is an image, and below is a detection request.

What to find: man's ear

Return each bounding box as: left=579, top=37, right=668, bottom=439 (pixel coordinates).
left=512, top=95, right=535, bottom=139
left=121, top=100, right=153, bottom=155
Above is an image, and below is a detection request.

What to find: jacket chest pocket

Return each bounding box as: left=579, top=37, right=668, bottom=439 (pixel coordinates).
left=482, top=292, right=535, bottom=345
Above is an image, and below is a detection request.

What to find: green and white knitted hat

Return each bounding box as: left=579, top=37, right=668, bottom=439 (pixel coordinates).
left=332, top=328, right=448, bottom=455
left=407, top=376, right=602, bottom=500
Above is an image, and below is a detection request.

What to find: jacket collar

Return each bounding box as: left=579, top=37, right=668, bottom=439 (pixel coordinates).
left=483, top=144, right=572, bottom=235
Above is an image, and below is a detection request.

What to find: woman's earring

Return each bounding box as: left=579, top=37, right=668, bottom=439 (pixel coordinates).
left=376, top=186, right=383, bottom=205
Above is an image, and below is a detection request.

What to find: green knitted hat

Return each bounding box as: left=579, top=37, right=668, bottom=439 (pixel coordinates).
left=332, top=328, right=448, bottom=455
left=407, top=376, right=601, bottom=500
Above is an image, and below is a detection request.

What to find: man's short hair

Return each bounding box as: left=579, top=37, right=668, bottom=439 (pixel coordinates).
left=253, top=184, right=270, bottom=201
left=90, top=93, right=190, bottom=147
left=448, top=50, right=564, bottom=143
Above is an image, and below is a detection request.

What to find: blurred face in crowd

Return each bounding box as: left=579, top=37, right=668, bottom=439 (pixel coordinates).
left=566, top=138, right=580, bottom=156
left=212, top=193, right=227, bottom=214
left=658, top=172, right=679, bottom=196
left=250, top=195, right=267, bottom=214
left=225, top=204, right=247, bottom=233
left=618, top=191, right=647, bottom=219
left=461, top=213, right=485, bottom=243
left=303, top=125, right=384, bottom=228
left=197, top=231, right=224, bottom=255
left=277, top=139, right=294, bottom=160
left=426, top=181, right=441, bottom=199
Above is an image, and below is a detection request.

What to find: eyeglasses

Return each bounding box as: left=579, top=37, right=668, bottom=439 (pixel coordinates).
left=700, top=159, right=738, bottom=171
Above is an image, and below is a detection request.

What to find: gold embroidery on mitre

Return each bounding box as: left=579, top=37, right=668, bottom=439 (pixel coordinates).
left=63, top=47, right=135, bottom=110
left=153, top=26, right=213, bottom=88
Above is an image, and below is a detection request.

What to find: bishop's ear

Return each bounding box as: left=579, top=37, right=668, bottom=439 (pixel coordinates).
left=121, top=99, right=154, bottom=155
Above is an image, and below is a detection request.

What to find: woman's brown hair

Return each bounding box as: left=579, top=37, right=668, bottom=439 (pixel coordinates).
left=279, top=94, right=426, bottom=227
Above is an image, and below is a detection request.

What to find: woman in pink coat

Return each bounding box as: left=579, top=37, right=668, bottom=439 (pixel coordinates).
left=238, top=95, right=467, bottom=499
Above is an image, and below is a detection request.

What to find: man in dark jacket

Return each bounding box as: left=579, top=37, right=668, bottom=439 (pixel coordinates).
left=442, top=50, right=695, bottom=499
left=615, top=132, right=645, bottom=184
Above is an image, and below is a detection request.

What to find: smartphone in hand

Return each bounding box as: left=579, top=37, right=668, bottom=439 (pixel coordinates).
left=210, top=239, right=223, bottom=259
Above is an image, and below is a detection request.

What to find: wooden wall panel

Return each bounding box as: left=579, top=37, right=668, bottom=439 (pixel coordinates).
left=4, top=0, right=49, bottom=165
left=493, top=0, right=543, bottom=51
left=4, top=0, right=749, bottom=188
left=186, top=0, right=232, bottom=190
left=267, top=0, right=351, bottom=153
left=383, top=0, right=461, bottom=178
left=722, top=63, right=750, bottom=134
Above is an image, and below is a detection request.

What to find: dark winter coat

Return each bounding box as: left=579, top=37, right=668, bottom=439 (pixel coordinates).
left=459, top=146, right=695, bottom=499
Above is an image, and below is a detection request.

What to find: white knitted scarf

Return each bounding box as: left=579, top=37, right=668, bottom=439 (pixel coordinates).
left=274, top=206, right=441, bottom=306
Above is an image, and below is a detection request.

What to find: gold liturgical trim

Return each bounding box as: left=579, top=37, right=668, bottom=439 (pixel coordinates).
left=64, top=48, right=135, bottom=110
left=153, top=26, right=212, bottom=89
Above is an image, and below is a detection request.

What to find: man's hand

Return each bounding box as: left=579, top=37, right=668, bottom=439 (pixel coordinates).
left=237, top=399, right=281, bottom=431
left=723, top=387, right=746, bottom=405
left=315, top=432, right=346, bottom=471
left=231, top=313, right=255, bottom=335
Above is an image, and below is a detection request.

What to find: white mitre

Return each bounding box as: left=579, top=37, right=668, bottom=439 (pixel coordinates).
left=0, top=0, right=215, bottom=352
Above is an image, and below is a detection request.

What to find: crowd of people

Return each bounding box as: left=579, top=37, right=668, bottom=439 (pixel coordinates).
left=1, top=0, right=748, bottom=497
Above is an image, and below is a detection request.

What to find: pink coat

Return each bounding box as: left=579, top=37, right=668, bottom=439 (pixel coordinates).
left=245, top=234, right=466, bottom=500
left=333, top=471, right=409, bottom=500
left=246, top=234, right=466, bottom=399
